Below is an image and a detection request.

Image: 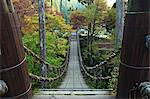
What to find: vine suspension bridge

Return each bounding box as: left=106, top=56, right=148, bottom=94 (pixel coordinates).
left=25, top=33, right=119, bottom=98
left=1, top=0, right=149, bottom=99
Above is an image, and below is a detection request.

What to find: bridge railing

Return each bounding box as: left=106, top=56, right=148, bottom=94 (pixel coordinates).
left=23, top=40, right=70, bottom=88
left=76, top=33, right=121, bottom=89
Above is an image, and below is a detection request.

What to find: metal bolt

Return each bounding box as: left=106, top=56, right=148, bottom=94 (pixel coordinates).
left=0, top=80, right=8, bottom=96
left=146, top=35, right=150, bottom=49
left=139, top=82, right=150, bottom=98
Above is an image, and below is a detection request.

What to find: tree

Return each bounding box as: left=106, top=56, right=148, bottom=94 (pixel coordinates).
left=69, top=10, right=86, bottom=29
left=70, top=0, right=108, bottom=66
left=60, top=0, right=62, bottom=13
left=78, top=0, right=94, bottom=5
left=82, top=0, right=108, bottom=65
left=45, top=13, right=73, bottom=33
left=38, top=0, right=47, bottom=88
left=12, top=0, right=36, bottom=33
left=115, top=0, right=124, bottom=48
left=104, top=8, right=116, bottom=33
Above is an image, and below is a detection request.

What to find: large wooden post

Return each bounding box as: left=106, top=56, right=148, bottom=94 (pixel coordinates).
left=117, top=0, right=150, bottom=98
left=0, top=1, right=2, bottom=67
left=0, top=0, right=32, bottom=98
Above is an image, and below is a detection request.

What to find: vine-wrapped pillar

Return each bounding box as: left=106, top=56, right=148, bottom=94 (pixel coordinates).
left=0, top=0, right=32, bottom=98
left=117, top=0, right=150, bottom=98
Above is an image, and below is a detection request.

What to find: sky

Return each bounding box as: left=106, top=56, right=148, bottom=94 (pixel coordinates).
left=106, top=0, right=116, bottom=7
left=67, top=0, right=116, bottom=9
left=52, top=0, right=117, bottom=12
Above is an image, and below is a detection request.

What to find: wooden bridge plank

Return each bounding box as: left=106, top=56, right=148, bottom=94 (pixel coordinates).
left=59, top=37, right=88, bottom=89
left=34, top=95, right=115, bottom=99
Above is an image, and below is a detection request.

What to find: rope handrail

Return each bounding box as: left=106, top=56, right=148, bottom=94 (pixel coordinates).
left=24, top=40, right=70, bottom=82
left=25, top=45, right=70, bottom=82
left=24, top=45, right=69, bottom=70
left=77, top=34, right=114, bottom=80
left=86, top=48, right=121, bottom=70
left=80, top=61, right=112, bottom=80
left=29, top=61, right=68, bottom=82
left=76, top=35, right=121, bottom=71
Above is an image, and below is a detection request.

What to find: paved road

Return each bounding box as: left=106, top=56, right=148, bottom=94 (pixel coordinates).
left=59, top=39, right=88, bottom=89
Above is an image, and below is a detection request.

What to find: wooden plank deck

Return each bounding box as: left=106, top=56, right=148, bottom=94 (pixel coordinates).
left=59, top=39, right=88, bottom=89
left=33, top=95, right=115, bottom=99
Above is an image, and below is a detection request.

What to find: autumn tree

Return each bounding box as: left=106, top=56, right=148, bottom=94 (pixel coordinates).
left=12, top=0, right=37, bottom=33
left=45, top=13, right=73, bottom=34
left=69, top=0, right=109, bottom=65
left=81, top=0, right=108, bottom=65
left=104, top=8, right=116, bottom=33
left=69, top=10, right=86, bottom=29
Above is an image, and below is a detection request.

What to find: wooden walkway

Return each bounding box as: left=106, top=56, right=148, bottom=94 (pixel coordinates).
left=36, top=35, right=115, bottom=98
left=34, top=95, right=115, bottom=99
left=59, top=39, right=88, bottom=89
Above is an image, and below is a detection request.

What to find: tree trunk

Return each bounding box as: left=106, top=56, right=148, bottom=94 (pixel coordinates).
left=50, top=0, right=53, bottom=7
left=89, top=5, right=97, bottom=66
left=117, top=0, right=150, bottom=98
left=115, top=0, right=124, bottom=48
left=6, top=0, right=14, bottom=12
left=60, top=0, right=63, bottom=13
left=87, top=23, right=91, bottom=65
left=1, top=0, right=9, bottom=12
left=89, top=18, right=96, bottom=66
left=38, top=0, right=47, bottom=88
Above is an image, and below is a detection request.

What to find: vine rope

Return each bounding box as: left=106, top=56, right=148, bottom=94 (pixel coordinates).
left=24, top=44, right=69, bottom=82
left=86, top=48, right=121, bottom=70
left=77, top=34, right=120, bottom=80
